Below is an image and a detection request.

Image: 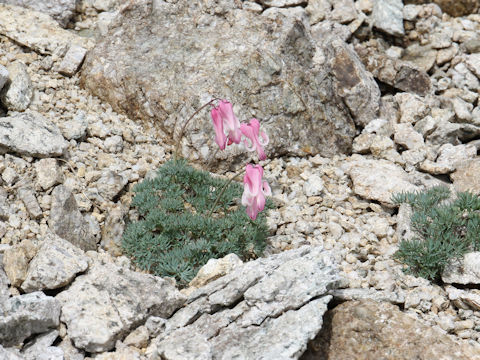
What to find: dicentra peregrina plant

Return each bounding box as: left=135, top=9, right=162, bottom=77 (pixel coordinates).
left=208, top=99, right=271, bottom=220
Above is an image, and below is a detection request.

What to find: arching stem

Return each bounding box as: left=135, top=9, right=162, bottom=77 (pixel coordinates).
left=174, top=98, right=221, bottom=160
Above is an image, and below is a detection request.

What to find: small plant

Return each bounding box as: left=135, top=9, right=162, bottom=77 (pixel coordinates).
left=392, top=186, right=480, bottom=282
left=122, top=99, right=273, bottom=286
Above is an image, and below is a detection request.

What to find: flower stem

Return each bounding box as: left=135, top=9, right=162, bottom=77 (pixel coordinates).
left=174, top=98, right=221, bottom=160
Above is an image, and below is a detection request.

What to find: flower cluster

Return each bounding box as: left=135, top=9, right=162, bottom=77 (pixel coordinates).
left=210, top=100, right=271, bottom=220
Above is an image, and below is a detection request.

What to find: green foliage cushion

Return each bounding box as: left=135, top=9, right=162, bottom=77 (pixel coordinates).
left=392, top=186, right=480, bottom=282
left=122, top=159, right=271, bottom=286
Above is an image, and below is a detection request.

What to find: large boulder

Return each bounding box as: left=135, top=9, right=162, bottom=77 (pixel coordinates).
left=302, top=300, right=480, bottom=359
left=81, top=0, right=359, bottom=168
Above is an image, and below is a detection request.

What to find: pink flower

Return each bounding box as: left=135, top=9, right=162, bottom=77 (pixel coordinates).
left=240, top=118, right=269, bottom=161
left=210, top=100, right=242, bottom=150
left=242, top=164, right=271, bottom=220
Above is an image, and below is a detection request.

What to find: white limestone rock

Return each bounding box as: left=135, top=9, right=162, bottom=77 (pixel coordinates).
left=0, top=111, right=68, bottom=158
left=442, top=252, right=480, bottom=285
left=0, top=61, right=32, bottom=111
left=372, top=0, right=404, bottom=37
left=58, top=45, right=88, bottom=77
left=21, top=234, right=89, bottom=293
left=0, top=291, right=61, bottom=347
left=34, top=158, right=64, bottom=191
left=343, top=157, right=419, bottom=205
left=56, top=260, right=186, bottom=352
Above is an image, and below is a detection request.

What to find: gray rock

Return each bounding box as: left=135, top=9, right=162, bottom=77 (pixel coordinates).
left=305, top=0, right=331, bottom=25
left=324, top=38, right=380, bottom=127
left=343, top=156, right=419, bottom=205
left=34, top=158, right=64, bottom=190
left=0, top=64, right=8, bottom=91
left=0, top=0, right=76, bottom=28
left=0, top=3, right=91, bottom=55
left=0, top=257, right=9, bottom=303
left=95, top=170, right=128, bottom=201
left=445, top=286, right=480, bottom=311
left=372, top=0, right=404, bottom=37
left=0, top=291, right=61, bottom=347
left=81, top=0, right=357, bottom=168
left=2, top=239, right=38, bottom=288
left=21, top=234, right=89, bottom=293
left=58, top=45, right=88, bottom=77
left=48, top=185, right=97, bottom=251
left=451, top=158, right=480, bottom=193
left=355, top=44, right=431, bottom=96
left=18, top=186, right=42, bottom=220
left=100, top=205, right=126, bottom=256
left=303, top=174, right=324, bottom=196
left=401, top=44, right=437, bottom=73
left=57, top=337, right=84, bottom=360
left=0, top=61, right=32, bottom=111
left=465, top=53, right=480, bottom=79
left=421, top=143, right=476, bottom=175
left=0, top=345, right=24, bottom=360
left=56, top=260, right=186, bottom=353
left=150, top=246, right=339, bottom=360
left=396, top=203, right=415, bottom=242
left=0, top=111, right=68, bottom=158
left=22, top=330, right=63, bottom=360
left=393, top=123, right=424, bottom=150
left=442, top=252, right=480, bottom=285
left=59, top=111, right=88, bottom=140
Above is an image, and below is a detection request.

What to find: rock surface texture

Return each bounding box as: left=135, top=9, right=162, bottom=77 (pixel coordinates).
left=302, top=300, right=480, bottom=360
left=149, top=246, right=339, bottom=360
left=56, top=256, right=186, bottom=352
left=0, top=0, right=480, bottom=359
left=81, top=0, right=358, bottom=166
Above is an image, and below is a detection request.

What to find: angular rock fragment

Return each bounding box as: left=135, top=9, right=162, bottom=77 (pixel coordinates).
left=443, top=252, right=480, bottom=285
left=18, top=186, right=42, bottom=219
left=343, top=157, right=419, bottom=205
left=325, top=38, right=380, bottom=127
left=21, top=234, right=89, bottom=293
left=48, top=185, right=97, bottom=251
left=355, top=44, right=432, bottom=96
left=0, top=0, right=77, bottom=27
left=0, top=3, right=91, bottom=55
left=0, top=61, right=33, bottom=111
left=34, top=158, right=64, bottom=190
left=22, top=330, right=63, bottom=360
left=0, top=111, right=68, bottom=158
left=451, top=158, right=480, bottom=193
left=58, top=45, right=88, bottom=77
left=150, top=246, right=339, bottom=360
left=0, top=291, right=61, bottom=347
left=57, top=260, right=186, bottom=352
left=372, top=0, right=404, bottom=37
left=2, top=239, right=38, bottom=287
left=0, top=64, right=8, bottom=91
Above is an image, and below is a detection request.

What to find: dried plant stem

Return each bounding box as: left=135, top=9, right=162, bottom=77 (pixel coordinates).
left=174, top=98, right=221, bottom=160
